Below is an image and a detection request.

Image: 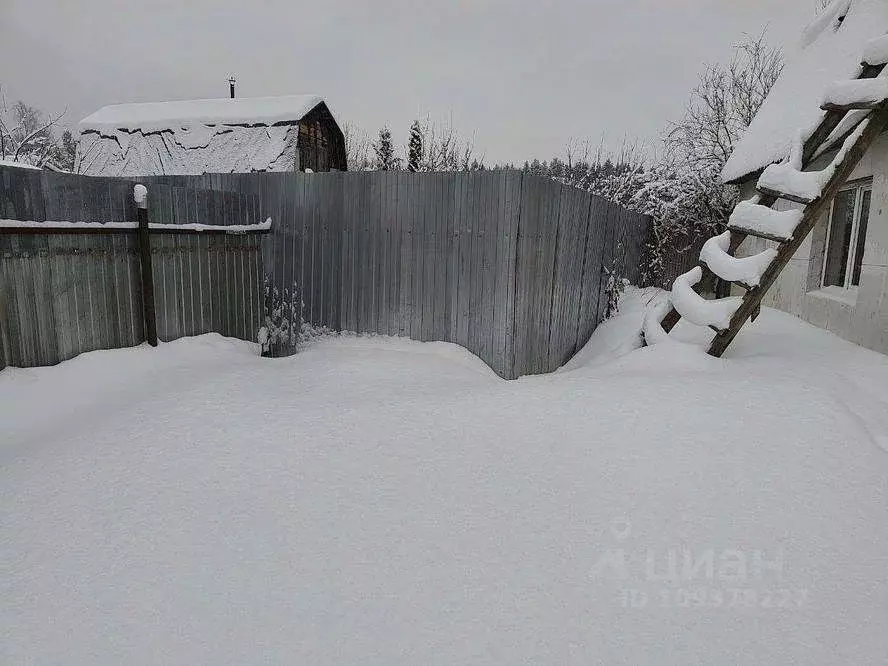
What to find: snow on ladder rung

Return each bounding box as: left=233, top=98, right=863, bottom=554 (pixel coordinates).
left=863, top=34, right=888, bottom=66
left=700, top=231, right=778, bottom=287
left=821, top=78, right=888, bottom=111
left=757, top=163, right=824, bottom=204
left=758, top=116, right=870, bottom=205
left=670, top=267, right=743, bottom=332
left=728, top=201, right=801, bottom=242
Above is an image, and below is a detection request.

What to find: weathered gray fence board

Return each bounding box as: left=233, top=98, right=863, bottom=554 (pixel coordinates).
left=366, top=172, right=381, bottom=334
left=382, top=171, right=397, bottom=336
left=326, top=173, right=343, bottom=331
left=384, top=171, right=400, bottom=337
left=302, top=174, right=318, bottom=327
left=417, top=175, right=434, bottom=343
left=323, top=173, right=341, bottom=329
left=396, top=172, right=411, bottom=337
left=501, top=172, right=522, bottom=374
left=548, top=185, right=587, bottom=368
left=405, top=173, right=420, bottom=340
left=475, top=173, right=492, bottom=366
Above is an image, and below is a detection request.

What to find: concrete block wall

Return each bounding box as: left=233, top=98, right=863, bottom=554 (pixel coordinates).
left=734, top=132, right=888, bottom=354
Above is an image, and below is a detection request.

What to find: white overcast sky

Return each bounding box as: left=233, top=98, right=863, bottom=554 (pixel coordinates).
left=1, top=0, right=816, bottom=165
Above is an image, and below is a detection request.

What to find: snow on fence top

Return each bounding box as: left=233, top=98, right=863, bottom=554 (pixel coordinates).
left=0, top=218, right=273, bottom=233
left=79, top=94, right=325, bottom=132
left=721, top=0, right=888, bottom=184
left=0, top=159, right=40, bottom=170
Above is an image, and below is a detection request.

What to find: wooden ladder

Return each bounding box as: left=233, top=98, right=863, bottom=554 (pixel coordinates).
left=655, top=61, right=888, bottom=357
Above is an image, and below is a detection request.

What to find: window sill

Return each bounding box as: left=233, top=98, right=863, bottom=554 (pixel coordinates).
left=808, top=285, right=859, bottom=307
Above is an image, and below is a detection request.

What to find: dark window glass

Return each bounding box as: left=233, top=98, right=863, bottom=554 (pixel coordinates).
left=852, top=189, right=871, bottom=286
left=824, top=189, right=856, bottom=287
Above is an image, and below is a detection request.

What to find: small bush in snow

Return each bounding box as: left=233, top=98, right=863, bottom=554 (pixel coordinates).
left=262, top=276, right=301, bottom=354
left=603, top=242, right=629, bottom=319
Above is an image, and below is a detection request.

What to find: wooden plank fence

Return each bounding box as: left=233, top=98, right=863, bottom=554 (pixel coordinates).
left=0, top=167, right=650, bottom=379
left=0, top=166, right=266, bottom=371
left=189, top=170, right=650, bottom=379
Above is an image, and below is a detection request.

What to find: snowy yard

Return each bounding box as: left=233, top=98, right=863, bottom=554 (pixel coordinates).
left=2, top=290, right=887, bottom=665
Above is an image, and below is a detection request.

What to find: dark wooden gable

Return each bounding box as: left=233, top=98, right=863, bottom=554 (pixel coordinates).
left=297, top=103, right=347, bottom=172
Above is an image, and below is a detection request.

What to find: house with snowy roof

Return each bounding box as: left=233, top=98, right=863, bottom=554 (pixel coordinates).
left=75, top=94, right=346, bottom=177
left=722, top=0, right=888, bottom=354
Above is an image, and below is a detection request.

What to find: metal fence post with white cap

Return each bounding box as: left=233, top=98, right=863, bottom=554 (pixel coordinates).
left=134, top=184, right=158, bottom=347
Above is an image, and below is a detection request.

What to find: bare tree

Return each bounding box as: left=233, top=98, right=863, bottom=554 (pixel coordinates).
left=345, top=117, right=484, bottom=172
left=415, top=118, right=484, bottom=172
left=0, top=87, right=68, bottom=167
left=342, top=122, right=374, bottom=171
left=665, top=32, right=784, bottom=172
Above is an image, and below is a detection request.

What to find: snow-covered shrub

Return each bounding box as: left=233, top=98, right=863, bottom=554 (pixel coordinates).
left=603, top=242, right=629, bottom=319
left=261, top=276, right=340, bottom=355
left=262, top=275, right=302, bottom=354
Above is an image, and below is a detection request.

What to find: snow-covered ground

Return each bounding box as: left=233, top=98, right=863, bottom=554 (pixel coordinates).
left=2, top=289, right=887, bottom=665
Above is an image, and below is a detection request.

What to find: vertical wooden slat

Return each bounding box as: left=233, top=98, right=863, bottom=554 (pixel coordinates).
left=239, top=233, right=250, bottom=340
left=317, top=173, right=331, bottom=330
left=454, top=172, right=471, bottom=350
left=438, top=172, right=455, bottom=344
left=310, top=173, right=324, bottom=328
left=208, top=233, right=221, bottom=336
left=339, top=174, right=353, bottom=332
left=31, top=235, right=58, bottom=365
left=396, top=171, right=412, bottom=337
left=359, top=172, right=374, bottom=333
left=477, top=172, right=497, bottom=368
left=328, top=172, right=344, bottom=331
left=432, top=172, right=448, bottom=343
left=503, top=172, right=522, bottom=378
left=46, top=236, right=72, bottom=361
left=406, top=173, right=420, bottom=339
left=154, top=233, right=171, bottom=341
left=0, top=236, right=21, bottom=367
left=375, top=170, right=389, bottom=335
left=194, top=233, right=208, bottom=335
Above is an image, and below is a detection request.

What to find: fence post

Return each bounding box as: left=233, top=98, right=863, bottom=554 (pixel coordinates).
left=134, top=184, right=158, bottom=346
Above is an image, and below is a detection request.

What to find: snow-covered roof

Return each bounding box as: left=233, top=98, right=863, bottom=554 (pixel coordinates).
left=79, top=94, right=326, bottom=132
left=76, top=124, right=302, bottom=176
left=75, top=94, right=333, bottom=177
left=722, top=0, right=888, bottom=184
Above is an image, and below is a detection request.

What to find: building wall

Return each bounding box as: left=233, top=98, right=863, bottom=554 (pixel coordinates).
left=735, top=132, right=888, bottom=353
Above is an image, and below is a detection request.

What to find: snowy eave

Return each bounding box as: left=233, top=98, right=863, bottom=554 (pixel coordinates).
left=721, top=0, right=888, bottom=185
left=79, top=94, right=326, bottom=132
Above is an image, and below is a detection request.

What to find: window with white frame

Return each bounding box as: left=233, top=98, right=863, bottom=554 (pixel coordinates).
left=822, top=180, right=872, bottom=289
